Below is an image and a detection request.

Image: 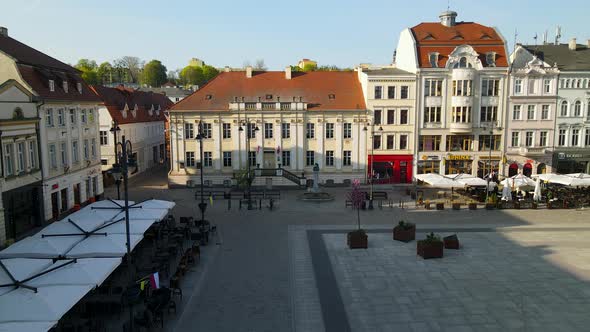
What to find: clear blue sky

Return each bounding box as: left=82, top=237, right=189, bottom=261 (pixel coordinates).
left=2, top=0, right=588, bottom=71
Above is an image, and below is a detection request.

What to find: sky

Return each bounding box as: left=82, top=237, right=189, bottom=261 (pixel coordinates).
left=1, top=0, right=589, bottom=72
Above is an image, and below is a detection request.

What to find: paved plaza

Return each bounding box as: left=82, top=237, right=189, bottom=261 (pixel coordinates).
left=107, top=168, right=590, bottom=332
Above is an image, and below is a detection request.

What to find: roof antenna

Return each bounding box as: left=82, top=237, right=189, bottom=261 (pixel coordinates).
left=555, top=25, right=562, bottom=45
left=513, top=28, right=518, bottom=53
left=447, top=0, right=451, bottom=11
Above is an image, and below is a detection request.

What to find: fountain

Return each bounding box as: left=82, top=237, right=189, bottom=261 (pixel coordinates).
left=299, top=163, right=334, bottom=202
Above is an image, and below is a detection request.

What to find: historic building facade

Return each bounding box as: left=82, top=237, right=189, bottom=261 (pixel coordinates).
left=506, top=45, right=559, bottom=177
left=168, top=67, right=369, bottom=187
left=394, top=11, right=510, bottom=178
left=357, top=66, right=416, bottom=183
left=0, top=27, right=103, bottom=223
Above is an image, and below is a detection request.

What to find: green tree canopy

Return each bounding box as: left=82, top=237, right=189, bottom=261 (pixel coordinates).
left=201, top=65, right=219, bottom=82
left=75, top=59, right=99, bottom=85
left=140, top=60, right=167, bottom=87
left=97, top=62, right=114, bottom=84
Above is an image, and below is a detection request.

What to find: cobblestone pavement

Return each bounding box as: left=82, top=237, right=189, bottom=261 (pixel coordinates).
left=106, top=169, right=590, bottom=332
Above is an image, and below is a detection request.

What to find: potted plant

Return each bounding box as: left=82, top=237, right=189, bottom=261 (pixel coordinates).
left=436, top=202, right=444, bottom=210
left=417, top=233, right=443, bottom=259
left=452, top=202, right=461, bottom=210
left=443, top=234, right=460, bottom=249
left=424, top=200, right=431, bottom=210
left=468, top=201, right=477, bottom=210
left=393, top=220, right=415, bottom=242
left=346, top=180, right=368, bottom=249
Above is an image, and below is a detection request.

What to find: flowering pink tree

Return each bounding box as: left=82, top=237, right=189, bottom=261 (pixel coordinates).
left=347, top=179, right=365, bottom=230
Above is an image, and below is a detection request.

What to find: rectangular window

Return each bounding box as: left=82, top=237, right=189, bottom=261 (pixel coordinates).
left=202, top=123, right=212, bottom=138
left=100, top=131, right=108, bottom=145
left=387, top=109, right=395, bottom=124
left=400, top=86, right=409, bottom=99
left=88, top=109, right=94, bottom=123
left=248, top=151, right=256, bottom=167
left=527, top=105, right=536, bottom=120
left=446, top=135, right=473, bottom=151
left=481, top=79, right=500, bottom=96
left=46, top=109, right=54, bottom=127
left=400, top=109, right=408, bottom=124
left=69, top=109, right=76, bottom=125
left=452, top=106, right=472, bottom=123
left=49, top=80, right=55, bottom=92
left=81, top=109, right=87, bottom=124
left=511, top=132, right=520, bottom=147
left=539, top=131, right=548, bottom=147
left=424, top=106, right=441, bottom=123
left=478, top=135, right=501, bottom=150
left=541, top=105, right=550, bottom=120
left=373, top=135, right=381, bottom=150
left=4, top=144, right=13, bottom=176
left=572, top=129, right=580, bottom=146
left=306, top=123, right=315, bottom=139
left=222, top=123, right=231, bottom=139
left=544, top=79, right=551, bottom=93
left=513, top=105, right=521, bottom=120
left=306, top=151, right=315, bottom=166
left=452, top=80, right=472, bottom=96
left=374, top=86, right=382, bottom=99
left=83, top=139, right=89, bottom=160
left=419, top=135, right=441, bottom=151
left=399, top=135, right=408, bottom=150
left=387, top=86, right=396, bottom=99
left=28, top=141, right=36, bottom=169
left=282, top=151, right=291, bottom=167
left=373, top=110, right=382, bottom=125
left=264, top=123, right=273, bottom=139
left=223, top=151, right=232, bottom=167
left=203, top=152, right=212, bottom=167
left=77, top=82, right=82, bottom=93
left=281, top=123, right=290, bottom=139
left=343, top=150, right=352, bottom=166
left=247, top=123, right=256, bottom=139
left=515, top=79, right=523, bottom=94
left=72, top=141, right=79, bottom=163
left=184, top=123, right=194, bottom=139
left=558, top=129, right=566, bottom=146
left=480, top=106, right=497, bottom=122
left=16, top=142, right=25, bottom=173
left=63, top=81, right=68, bottom=93
left=325, top=151, right=334, bottom=166
left=528, top=79, right=536, bottom=94
left=57, top=109, right=65, bottom=126
left=425, top=79, right=443, bottom=96
left=325, top=123, right=334, bottom=139
left=386, top=135, right=395, bottom=149
left=343, top=123, right=352, bottom=139
left=91, top=139, right=96, bottom=158
left=49, top=144, right=57, bottom=168
left=585, top=129, right=590, bottom=146
left=525, top=131, right=534, bottom=147
left=185, top=152, right=195, bottom=167
left=60, top=142, right=68, bottom=166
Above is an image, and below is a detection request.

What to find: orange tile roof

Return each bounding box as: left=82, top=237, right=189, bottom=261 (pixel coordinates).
left=411, top=22, right=508, bottom=68
left=171, top=71, right=367, bottom=112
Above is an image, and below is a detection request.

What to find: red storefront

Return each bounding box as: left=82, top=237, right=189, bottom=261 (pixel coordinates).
left=367, top=155, right=413, bottom=184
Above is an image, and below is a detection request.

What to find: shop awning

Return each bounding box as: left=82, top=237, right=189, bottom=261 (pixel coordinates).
left=536, top=173, right=590, bottom=187
left=447, top=173, right=495, bottom=188
left=416, top=173, right=464, bottom=189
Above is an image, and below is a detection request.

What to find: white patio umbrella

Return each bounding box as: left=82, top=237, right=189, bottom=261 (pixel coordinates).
left=0, top=258, right=52, bottom=296
left=31, top=258, right=121, bottom=288
left=448, top=173, right=495, bottom=187
left=501, top=184, right=512, bottom=201
left=500, top=174, right=536, bottom=190
left=94, top=218, right=156, bottom=235
left=0, top=235, right=81, bottom=259
left=416, top=173, right=464, bottom=189
left=533, top=177, right=542, bottom=202
left=67, top=233, right=142, bottom=258
left=132, top=199, right=176, bottom=210
left=537, top=173, right=590, bottom=187
left=567, top=173, right=590, bottom=179
left=0, top=321, right=57, bottom=332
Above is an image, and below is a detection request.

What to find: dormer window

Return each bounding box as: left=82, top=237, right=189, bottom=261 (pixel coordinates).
left=49, top=80, right=55, bottom=92
left=63, top=81, right=68, bottom=93
left=486, top=52, right=497, bottom=67
left=429, top=53, right=439, bottom=68
left=265, top=94, right=273, bottom=100
left=131, top=105, right=137, bottom=118
left=453, top=57, right=473, bottom=69
left=77, top=82, right=82, bottom=94
left=205, top=94, right=212, bottom=100
left=328, top=94, right=336, bottom=100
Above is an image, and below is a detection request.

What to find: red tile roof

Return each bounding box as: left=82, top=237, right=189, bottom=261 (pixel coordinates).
left=0, top=35, right=101, bottom=102
left=411, top=22, right=508, bottom=68
left=171, top=71, right=367, bottom=112
left=91, top=85, right=173, bottom=125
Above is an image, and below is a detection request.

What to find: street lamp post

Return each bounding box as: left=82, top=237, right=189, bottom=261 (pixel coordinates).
left=484, top=123, right=502, bottom=203
left=365, top=123, right=383, bottom=210
left=110, top=121, right=121, bottom=200
left=196, top=123, right=207, bottom=226
left=239, top=117, right=259, bottom=210
left=109, top=135, right=135, bottom=332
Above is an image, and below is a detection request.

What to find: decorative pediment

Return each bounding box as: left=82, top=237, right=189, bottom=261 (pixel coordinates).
left=446, top=45, right=482, bottom=70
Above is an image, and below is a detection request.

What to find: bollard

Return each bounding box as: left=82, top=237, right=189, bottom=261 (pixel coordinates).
left=228, top=199, right=231, bottom=211
left=239, top=200, right=242, bottom=210
left=259, top=199, right=262, bottom=210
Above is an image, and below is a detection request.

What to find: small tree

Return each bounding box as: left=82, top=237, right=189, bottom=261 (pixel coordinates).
left=347, top=179, right=365, bottom=230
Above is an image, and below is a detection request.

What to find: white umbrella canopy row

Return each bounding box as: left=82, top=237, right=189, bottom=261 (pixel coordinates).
left=536, top=173, right=590, bottom=187
left=499, top=174, right=537, bottom=190
left=416, top=173, right=465, bottom=189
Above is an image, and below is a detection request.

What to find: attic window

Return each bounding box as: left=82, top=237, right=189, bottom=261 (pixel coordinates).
left=328, top=94, right=336, bottom=100
left=428, top=53, right=439, bottom=68
left=451, top=34, right=464, bottom=40
left=205, top=94, right=212, bottom=100
left=63, top=81, right=68, bottom=93
left=13, top=107, right=24, bottom=120
left=77, top=82, right=82, bottom=94
left=486, top=52, right=497, bottom=67
left=266, top=94, right=273, bottom=100
left=49, top=80, right=55, bottom=92
left=481, top=33, right=492, bottom=40
left=121, top=110, right=127, bottom=119
left=423, top=33, right=435, bottom=41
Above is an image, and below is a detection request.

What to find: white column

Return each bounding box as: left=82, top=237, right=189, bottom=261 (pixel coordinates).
left=212, top=121, right=221, bottom=170
left=256, top=119, right=263, bottom=167
left=231, top=120, right=241, bottom=170
left=335, top=119, right=343, bottom=169
left=316, top=119, right=324, bottom=168
left=296, top=120, right=305, bottom=170
left=275, top=120, right=281, bottom=166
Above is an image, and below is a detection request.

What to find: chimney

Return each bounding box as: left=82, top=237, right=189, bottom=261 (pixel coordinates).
left=246, top=66, right=253, bottom=78
left=569, top=38, right=577, bottom=51
left=285, top=66, right=292, bottom=80
left=224, top=66, right=230, bottom=72
left=0, top=27, right=7, bottom=37
left=587, top=39, right=590, bottom=48
left=439, top=11, right=457, bottom=27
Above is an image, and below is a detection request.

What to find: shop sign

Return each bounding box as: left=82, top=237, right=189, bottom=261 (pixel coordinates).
left=427, top=155, right=440, bottom=160
left=447, top=155, right=471, bottom=161
left=51, top=184, right=59, bottom=190
left=558, top=153, right=588, bottom=160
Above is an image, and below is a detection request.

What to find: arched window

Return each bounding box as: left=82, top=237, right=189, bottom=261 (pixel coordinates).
left=523, top=163, right=533, bottom=177
left=560, top=100, right=568, bottom=116
left=509, top=163, right=518, bottom=177
left=459, top=57, right=468, bottom=68
left=574, top=100, right=582, bottom=116
left=12, top=107, right=24, bottom=120
left=537, top=163, right=546, bottom=174
left=577, top=80, right=582, bottom=88
left=565, top=79, right=570, bottom=88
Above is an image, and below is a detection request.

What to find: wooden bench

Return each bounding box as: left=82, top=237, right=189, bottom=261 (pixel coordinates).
left=194, top=191, right=227, bottom=200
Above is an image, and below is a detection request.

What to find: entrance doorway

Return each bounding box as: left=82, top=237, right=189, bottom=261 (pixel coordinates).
left=399, top=162, right=408, bottom=184
left=508, top=163, right=518, bottom=177
left=523, top=163, right=533, bottom=177
left=51, top=192, right=59, bottom=219
left=60, top=188, right=68, bottom=213
left=74, top=183, right=81, bottom=205
left=263, top=151, right=275, bottom=168
left=537, top=163, right=547, bottom=174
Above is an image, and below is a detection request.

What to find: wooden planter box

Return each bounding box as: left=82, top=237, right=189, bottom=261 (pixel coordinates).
left=393, top=225, right=416, bottom=243
left=468, top=203, right=477, bottom=210
left=88, top=197, right=96, bottom=203
left=436, top=203, right=444, bottom=210
left=347, top=231, right=368, bottom=249
left=514, top=202, right=521, bottom=209
left=424, top=202, right=431, bottom=210
left=417, top=241, right=443, bottom=259
left=532, top=202, right=538, bottom=209
left=452, top=203, right=461, bottom=210
left=443, top=235, right=460, bottom=249
left=485, top=203, right=495, bottom=210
